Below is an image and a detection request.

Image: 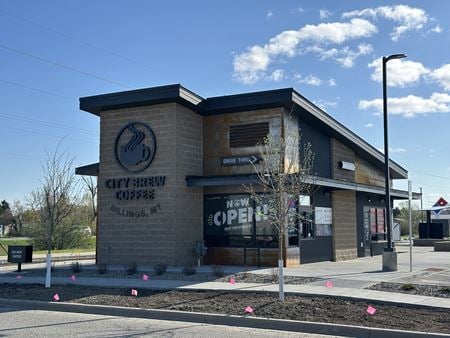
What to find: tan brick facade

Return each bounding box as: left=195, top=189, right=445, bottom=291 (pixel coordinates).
left=203, top=108, right=283, bottom=176
left=332, top=190, right=357, bottom=261
left=97, top=103, right=203, bottom=266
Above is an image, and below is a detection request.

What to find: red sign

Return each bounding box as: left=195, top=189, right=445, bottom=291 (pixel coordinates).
left=370, top=208, right=376, bottom=233
left=376, top=209, right=385, bottom=234
left=434, top=197, right=448, bottom=207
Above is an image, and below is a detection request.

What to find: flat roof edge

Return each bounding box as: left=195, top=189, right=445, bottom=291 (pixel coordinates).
left=79, top=84, right=204, bottom=116
left=291, top=91, right=408, bottom=179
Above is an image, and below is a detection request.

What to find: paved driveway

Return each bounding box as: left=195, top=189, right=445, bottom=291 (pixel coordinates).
left=254, top=245, right=450, bottom=288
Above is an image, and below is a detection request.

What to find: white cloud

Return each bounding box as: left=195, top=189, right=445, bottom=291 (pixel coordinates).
left=429, top=25, right=442, bottom=33
left=294, top=73, right=336, bottom=86
left=343, top=5, right=428, bottom=41
left=266, top=69, right=284, bottom=82
left=431, top=92, right=450, bottom=103
left=233, top=18, right=377, bottom=84
left=364, top=123, right=373, bottom=128
left=319, top=9, right=332, bottom=20
left=313, top=99, right=339, bottom=110
left=368, top=58, right=429, bottom=87
left=308, top=43, right=373, bottom=68
left=430, top=64, right=450, bottom=91
left=298, top=8, right=304, bottom=14
left=377, top=147, right=407, bottom=154
left=359, top=93, right=450, bottom=118
left=267, top=10, right=273, bottom=19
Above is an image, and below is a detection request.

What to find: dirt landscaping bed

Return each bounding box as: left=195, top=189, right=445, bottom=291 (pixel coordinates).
left=1, top=284, right=449, bottom=334
left=368, top=282, right=450, bottom=298
left=3, top=267, right=319, bottom=285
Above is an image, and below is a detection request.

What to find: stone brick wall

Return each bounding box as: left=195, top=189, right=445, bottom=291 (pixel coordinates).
left=332, top=190, right=357, bottom=261
left=97, top=103, right=203, bottom=267
left=203, top=108, right=283, bottom=176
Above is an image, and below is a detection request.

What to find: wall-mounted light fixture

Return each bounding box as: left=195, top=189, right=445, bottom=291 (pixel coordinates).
left=338, top=161, right=355, bottom=171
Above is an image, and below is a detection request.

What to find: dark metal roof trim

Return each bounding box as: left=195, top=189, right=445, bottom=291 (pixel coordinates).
left=291, top=91, right=407, bottom=179
left=75, top=162, right=99, bottom=176
left=79, top=84, right=204, bottom=116
left=186, top=174, right=420, bottom=200
left=79, top=85, right=407, bottom=178
left=199, top=88, right=293, bottom=114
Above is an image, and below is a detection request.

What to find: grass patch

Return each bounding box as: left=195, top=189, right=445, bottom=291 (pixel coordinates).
left=0, top=237, right=96, bottom=255
left=401, top=283, right=416, bottom=291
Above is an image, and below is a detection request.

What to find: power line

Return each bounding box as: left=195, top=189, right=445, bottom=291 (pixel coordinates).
left=0, top=9, right=139, bottom=64
left=409, top=168, right=450, bottom=181
left=0, top=42, right=131, bottom=89
left=0, top=112, right=98, bottom=136
left=0, top=78, right=74, bottom=100
left=0, top=125, right=98, bottom=144
left=0, top=151, right=41, bottom=160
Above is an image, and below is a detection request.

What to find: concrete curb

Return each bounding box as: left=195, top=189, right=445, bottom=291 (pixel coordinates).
left=1, top=298, right=448, bottom=338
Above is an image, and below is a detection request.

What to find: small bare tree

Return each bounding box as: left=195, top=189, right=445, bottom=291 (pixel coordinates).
left=81, top=176, right=98, bottom=226
left=29, top=147, right=81, bottom=287
left=245, top=130, right=315, bottom=301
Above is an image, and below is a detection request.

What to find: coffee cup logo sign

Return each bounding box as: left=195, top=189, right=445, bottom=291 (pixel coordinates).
left=109, top=121, right=164, bottom=218
left=115, top=122, right=156, bottom=173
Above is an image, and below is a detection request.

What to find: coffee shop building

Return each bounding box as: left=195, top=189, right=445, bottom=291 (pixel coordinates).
left=76, top=84, right=419, bottom=267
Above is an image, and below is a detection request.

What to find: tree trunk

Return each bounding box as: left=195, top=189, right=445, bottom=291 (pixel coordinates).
left=278, top=232, right=285, bottom=301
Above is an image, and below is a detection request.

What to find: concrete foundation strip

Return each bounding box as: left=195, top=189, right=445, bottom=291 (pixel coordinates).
left=0, top=298, right=448, bottom=338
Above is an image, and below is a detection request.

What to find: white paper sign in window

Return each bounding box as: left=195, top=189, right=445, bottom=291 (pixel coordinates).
left=315, top=207, right=332, bottom=225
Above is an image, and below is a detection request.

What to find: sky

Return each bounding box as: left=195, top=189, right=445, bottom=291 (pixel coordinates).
left=1, top=0, right=450, bottom=208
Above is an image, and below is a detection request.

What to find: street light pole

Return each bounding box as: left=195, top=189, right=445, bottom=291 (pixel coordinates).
left=382, top=53, right=406, bottom=272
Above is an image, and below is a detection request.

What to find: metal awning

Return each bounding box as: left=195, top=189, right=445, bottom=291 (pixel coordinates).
left=185, top=174, right=420, bottom=200
left=75, top=163, right=99, bottom=176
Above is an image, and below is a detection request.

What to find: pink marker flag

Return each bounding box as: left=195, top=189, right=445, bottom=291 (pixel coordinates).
left=245, top=306, right=254, bottom=314
left=367, top=305, right=376, bottom=315
left=70, top=274, right=76, bottom=281
left=229, top=277, right=236, bottom=285
left=16, top=275, right=23, bottom=279
left=326, top=280, right=333, bottom=288
left=142, top=274, right=149, bottom=281
left=53, top=293, right=60, bottom=301
left=131, top=289, right=138, bottom=296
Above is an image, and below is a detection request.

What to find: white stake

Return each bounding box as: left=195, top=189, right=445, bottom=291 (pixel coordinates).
left=45, top=253, right=52, bottom=288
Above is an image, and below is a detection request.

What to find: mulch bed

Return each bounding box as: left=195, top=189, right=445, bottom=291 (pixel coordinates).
left=0, top=284, right=449, bottom=334
left=368, top=282, right=450, bottom=298
left=3, top=268, right=319, bottom=285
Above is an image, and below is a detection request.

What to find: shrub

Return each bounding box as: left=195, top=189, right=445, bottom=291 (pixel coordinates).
left=182, top=265, right=197, bottom=276
left=441, top=287, right=450, bottom=293
left=153, top=263, right=167, bottom=276
left=269, top=268, right=278, bottom=283
left=211, top=265, right=225, bottom=277
left=71, top=261, right=82, bottom=273
left=97, top=264, right=107, bottom=275
left=126, top=262, right=138, bottom=275
left=401, top=283, right=415, bottom=291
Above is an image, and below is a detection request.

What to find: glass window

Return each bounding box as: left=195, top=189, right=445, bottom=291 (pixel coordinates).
left=222, top=195, right=253, bottom=235
left=204, top=194, right=309, bottom=248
